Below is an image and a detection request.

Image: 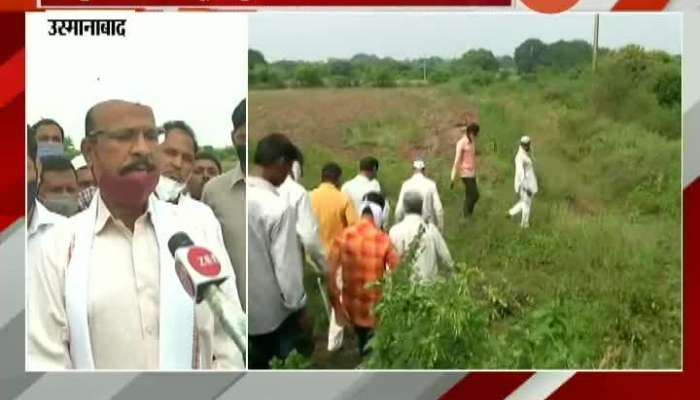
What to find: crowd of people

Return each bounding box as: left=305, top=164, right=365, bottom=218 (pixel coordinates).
left=247, top=120, right=539, bottom=368
left=26, top=99, right=248, bottom=370
left=26, top=100, right=539, bottom=370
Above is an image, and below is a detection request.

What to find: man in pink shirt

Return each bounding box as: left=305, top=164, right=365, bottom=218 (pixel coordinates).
left=450, top=122, right=480, bottom=217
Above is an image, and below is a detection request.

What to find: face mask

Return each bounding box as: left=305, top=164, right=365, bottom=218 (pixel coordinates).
left=27, top=181, right=38, bottom=215
left=42, top=194, right=80, bottom=217
left=155, top=175, right=187, bottom=203
left=99, top=170, right=159, bottom=212
left=235, top=145, right=246, bottom=173
left=37, top=142, right=64, bottom=160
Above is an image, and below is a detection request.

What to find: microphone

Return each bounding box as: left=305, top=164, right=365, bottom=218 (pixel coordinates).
left=168, top=232, right=247, bottom=359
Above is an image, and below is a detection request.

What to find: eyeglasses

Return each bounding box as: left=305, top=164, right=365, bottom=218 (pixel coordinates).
left=87, top=127, right=164, bottom=143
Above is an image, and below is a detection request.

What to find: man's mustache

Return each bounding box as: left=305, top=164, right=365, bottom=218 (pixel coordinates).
left=120, top=159, right=156, bottom=175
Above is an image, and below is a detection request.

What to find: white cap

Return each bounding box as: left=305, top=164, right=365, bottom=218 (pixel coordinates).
left=520, top=136, right=531, bottom=144
left=412, top=159, right=426, bottom=170
left=72, top=155, right=87, bottom=170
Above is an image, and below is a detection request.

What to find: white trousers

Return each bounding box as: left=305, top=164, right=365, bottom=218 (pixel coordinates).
left=509, top=189, right=533, bottom=228
left=327, top=271, right=344, bottom=351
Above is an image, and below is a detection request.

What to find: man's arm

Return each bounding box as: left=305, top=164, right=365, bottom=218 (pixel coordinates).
left=394, top=185, right=405, bottom=223
left=432, top=184, right=445, bottom=232
left=431, top=225, right=454, bottom=271
left=344, top=196, right=359, bottom=226
left=296, top=192, right=330, bottom=274
left=385, top=241, right=400, bottom=272
left=327, top=236, right=343, bottom=303
left=28, top=227, right=72, bottom=370
left=450, top=138, right=462, bottom=183
left=198, top=208, right=246, bottom=369
left=271, top=206, right=307, bottom=311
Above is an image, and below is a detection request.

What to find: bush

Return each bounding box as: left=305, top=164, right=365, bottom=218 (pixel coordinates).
left=654, top=69, right=681, bottom=107
left=295, top=65, right=324, bottom=87
left=371, top=68, right=397, bottom=88
left=329, top=75, right=353, bottom=88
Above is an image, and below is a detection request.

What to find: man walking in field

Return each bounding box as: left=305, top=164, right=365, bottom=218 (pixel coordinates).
left=395, top=159, right=444, bottom=232
left=248, top=133, right=309, bottom=369
left=451, top=122, right=480, bottom=218
left=390, top=191, right=453, bottom=283
left=309, top=162, right=359, bottom=352
left=508, top=136, right=538, bottom=228
left=342, top=156, right=390, bottom=230
left=328, top=192, right=399, bottom=356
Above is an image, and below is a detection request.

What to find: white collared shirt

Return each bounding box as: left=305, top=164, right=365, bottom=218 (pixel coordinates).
left=341, top=174, right=390, bottom=230
left=247, top=176, right=307, bottom=335
left=395, top=172, right=445, bottom=231
left=28, top=194, right=244, bottom=370
left=27, top=201, right=66, bottom=287
left=389, top=214, right=453, bottom=283
left=341, top=174, right=381, bottom=212
left=278, top=176, right=329, bottom=274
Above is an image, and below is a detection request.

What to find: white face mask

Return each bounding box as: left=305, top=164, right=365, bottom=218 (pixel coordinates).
left=155, top=175, right=186, bottom=203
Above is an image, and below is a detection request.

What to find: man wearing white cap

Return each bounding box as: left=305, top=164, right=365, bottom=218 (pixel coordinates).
left=508, top=136, right=538, bottom=228
left=71, top=155, right=95, bottom=191
left=395, top=159, right=444, bottom=232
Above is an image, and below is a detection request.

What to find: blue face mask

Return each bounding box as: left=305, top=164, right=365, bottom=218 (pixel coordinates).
left=37, top=141, right=64, bottom=160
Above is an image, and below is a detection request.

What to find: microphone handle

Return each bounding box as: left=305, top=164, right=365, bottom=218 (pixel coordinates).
left=202, top=285, right=248, bottom=361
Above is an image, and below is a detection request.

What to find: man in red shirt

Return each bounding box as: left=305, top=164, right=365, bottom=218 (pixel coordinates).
left=328, top=192, right=399, bottom=356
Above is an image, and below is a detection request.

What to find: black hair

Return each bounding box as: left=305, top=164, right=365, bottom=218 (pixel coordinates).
left=28, top=129, right=37, bottom=164
left=359, top=156, right=379, bottom=173
left=163, top=120, right=199, bottom=154
left=31, top=118, right=65, bottom=142
left=39, top=155, right=77, bottom=182
left=232, top=98, right=246, bottom=131
left=195, top=152, right=222, bottom=174
left=321, top=162, right=342, bottom=182
left=253, top=133, right=301, bottom=167
left=467, top=122, right=480, bottom=135
left=362, top=191, right=386, bottom=209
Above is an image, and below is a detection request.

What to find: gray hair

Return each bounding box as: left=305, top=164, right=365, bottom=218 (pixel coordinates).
left=403, top=191, right=423, bottom=215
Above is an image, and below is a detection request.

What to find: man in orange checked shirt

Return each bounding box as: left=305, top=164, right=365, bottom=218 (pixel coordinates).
left=328, top=192, right=399, bottom=357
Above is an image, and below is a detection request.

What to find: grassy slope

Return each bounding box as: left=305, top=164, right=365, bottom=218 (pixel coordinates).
left=250, top=71, right=681, bottom=369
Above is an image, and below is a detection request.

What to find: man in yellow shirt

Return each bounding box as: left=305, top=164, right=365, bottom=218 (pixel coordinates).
left=309, top=162, right=358, bottom=351
left=310, top=162, right=358, bottom=251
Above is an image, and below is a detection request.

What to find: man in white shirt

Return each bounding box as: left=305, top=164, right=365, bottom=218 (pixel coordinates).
left=27, top=134, right=66, bottom=288
left=278, top=171, right=329, bottom=274
left=395, top=159, right=444, bottom=232
left=342, top=156, right=390, bottom=230
left=152, top=121, right=236, bottom=294
left=508, top=136, right=539, bottom=228
left=390, top=191, right=453, bottom=283
left=28, top=100, right=244, bottom=370
left=248, top=133, right=309, bottom=369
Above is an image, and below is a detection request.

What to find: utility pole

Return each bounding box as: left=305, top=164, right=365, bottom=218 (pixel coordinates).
left=593, top=13, right=600, bottom=72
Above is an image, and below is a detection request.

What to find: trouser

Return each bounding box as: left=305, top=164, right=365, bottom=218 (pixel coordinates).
left=327, top=270, right=345, bottom=351
left=508, top=189, right=533, bottom=228
left=249, top=311, right=303, bottom=369
left=462, top=177, right=480, bottom=216
left=354, top=326, right=374, bottom=357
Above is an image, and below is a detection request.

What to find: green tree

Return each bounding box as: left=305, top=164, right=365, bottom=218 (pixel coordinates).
left=459, top=49, right=500, bottom=72
left=295, top=64, right=324, bottom=87
left=514, top=38, right=548, bottom=74
left=249, top=49, right=267, bottom=70
left=64, top=136, right=80, bottom=160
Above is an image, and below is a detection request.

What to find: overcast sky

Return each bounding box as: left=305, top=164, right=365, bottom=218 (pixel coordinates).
left=250, top=12, right=681, bottom=62
left=27, top=11, right=247, bottom=149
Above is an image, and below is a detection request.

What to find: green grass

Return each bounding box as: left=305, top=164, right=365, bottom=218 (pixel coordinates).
left=270, top=65, right=681, bottom=369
